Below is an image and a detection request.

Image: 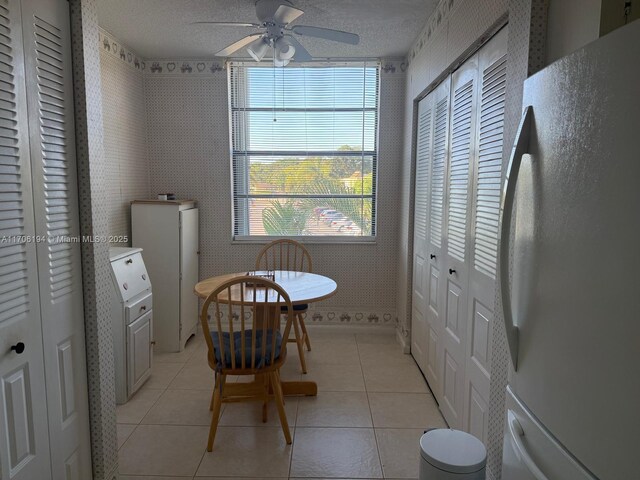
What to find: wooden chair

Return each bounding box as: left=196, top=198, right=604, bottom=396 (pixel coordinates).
left=200, top=276, right=294, bottom=451
left=256, top=239, right=312, bottom=373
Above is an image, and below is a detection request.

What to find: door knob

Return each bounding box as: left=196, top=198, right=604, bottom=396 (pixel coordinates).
left=10, top=342, right=25, bottom=354
left=430, top=254, right=436, bottom=259
left=449, top=268, right=456, bottom=275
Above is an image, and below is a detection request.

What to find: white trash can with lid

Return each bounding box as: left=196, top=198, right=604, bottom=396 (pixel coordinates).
left=419, top=429, right=486, bottom=479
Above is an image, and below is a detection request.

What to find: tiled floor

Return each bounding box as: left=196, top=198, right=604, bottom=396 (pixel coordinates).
left=117, top=326, right=447, bottom=479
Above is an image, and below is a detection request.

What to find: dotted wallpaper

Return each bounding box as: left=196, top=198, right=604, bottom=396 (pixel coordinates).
left=397, top=0, right=547, bottom=479
left=143, top=60, right=406, bottom=326
left=70, top=1, right=119, bottom=479
left=99, top=29, right=151, bottom=242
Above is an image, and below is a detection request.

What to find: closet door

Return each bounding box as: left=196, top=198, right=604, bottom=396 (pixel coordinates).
left=21, top=0, right=91, bottom=477
left=463, top=27, right=508, bottom=443
left=0, top=1, right=52, bottom=479
left=423, top=79, right=450, bottom=400
left=411, top=94, right=434, bottom=373
left=439, top=54, right=479, bottom=428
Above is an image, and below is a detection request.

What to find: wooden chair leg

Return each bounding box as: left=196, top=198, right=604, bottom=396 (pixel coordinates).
left=207, top=374, right=226, bottom=452
left=293, top=315, right=307, bottom=374
left=209, top=387, right=215, bottom=411
left=298, top=313, right=311, bottom=351
left=271, top=371, right=292, bottom=444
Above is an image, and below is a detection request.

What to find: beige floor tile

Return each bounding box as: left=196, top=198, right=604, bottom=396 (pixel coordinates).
left=142, top=388, right=218, bottom=426
left=219, top=398, right=298, bottom=427
left=168, top=362, right=216, bottom=390
left=120, top=476, right=191, bottom=480
left=116, top=424, right=136, bottom=450
left=198, top=478, right=287, bottom=480
left=118, top=424, right=208, bottom=477
left=154, top=334, right=202, bottom=364
left=296, top=392, right=372, bottom=427
left=355, top=331, right=397, bottom=345
left=358, top=343, right=415, bottom=367
left=303, top=363, right=365, bottom=392
left=187, top=344, right=210, bottom=365
left=143, top=362, right=183, bottom=390
left=196, top=427, right=292, bottom=477
left=375, top=428, right=424, bottom=479
left=116, top=388, right=163, bottom=424
left=280, top=355, right=305, bottom=380
left=291, top=427, right=382, bottom=478
left=302, top=341, right=361, bottom=366
left=362, top=363, right=429, bottom=393
left=368, top=393, right=446, bottom=429
left=305, top=327, right=357, bottom=344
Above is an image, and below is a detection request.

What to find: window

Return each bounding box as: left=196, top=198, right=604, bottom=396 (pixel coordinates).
left=229, top=62, right=379, bottom=240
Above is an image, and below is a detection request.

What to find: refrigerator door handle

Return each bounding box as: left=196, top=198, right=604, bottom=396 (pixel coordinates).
left=499, top=106, right=533, bottom=371
left=507, top=410, right=550, bottom=480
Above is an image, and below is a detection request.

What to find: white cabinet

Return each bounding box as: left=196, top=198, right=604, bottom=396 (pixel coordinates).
left=411, top=27, right=508, bottom=440
left=132, top=200, right=199, bottom=352
left=0, top=0, right=91, bottom=478
left=127, top=311, right=154, bottom=395
left=109, top=247, right=153, bottom=404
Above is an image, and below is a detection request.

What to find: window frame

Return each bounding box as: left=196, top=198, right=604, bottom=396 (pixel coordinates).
left=228, top=60, right=381, bottom=243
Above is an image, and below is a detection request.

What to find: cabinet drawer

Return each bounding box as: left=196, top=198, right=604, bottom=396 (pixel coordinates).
left=126, top=292, right=153, bottom=323
left=111, top=252, right=151, bottom=302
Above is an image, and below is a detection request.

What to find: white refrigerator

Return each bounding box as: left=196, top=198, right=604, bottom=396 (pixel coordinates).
left=499, top=21, right=639, bottom=480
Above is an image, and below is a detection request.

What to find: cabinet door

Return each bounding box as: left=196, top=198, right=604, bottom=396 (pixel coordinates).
left=20, top=0, right=91, bottom=477
left=0, top=1, right=52, bottom=479
left=463, top=27, right=508, bottom=443
left=127, top=311, right=153, bottom=395
left=411, top=94, right=434, bottom=373
left=179, top=208, right=199, bottom=346
left=439, top=53, right=479, bottom=429
left=423, top=78, right=451, bottom=401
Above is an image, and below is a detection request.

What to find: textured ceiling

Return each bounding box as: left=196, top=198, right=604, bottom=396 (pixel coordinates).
left=97, top=0, right=437, bottom=59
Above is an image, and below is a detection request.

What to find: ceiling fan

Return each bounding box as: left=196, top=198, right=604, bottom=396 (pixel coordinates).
left=193, top=0, right=360, bottom=66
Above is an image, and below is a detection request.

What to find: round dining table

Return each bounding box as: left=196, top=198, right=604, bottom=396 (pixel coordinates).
left=194, top=270, right=337, bottom=396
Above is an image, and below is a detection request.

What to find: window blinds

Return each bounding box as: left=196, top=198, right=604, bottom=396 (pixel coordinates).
left=229, top=62, right=379, bottom=238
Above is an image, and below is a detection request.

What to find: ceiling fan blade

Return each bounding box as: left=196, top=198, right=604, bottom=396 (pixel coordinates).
left=290, top=25, right=359, bottom=45
left=274, top=4, right=304, bottom=24
left=215, top=33, right=263, bottom=57
left=285, top=35, right=312, bottom=62
left=191, top=21, right=260, bottom=27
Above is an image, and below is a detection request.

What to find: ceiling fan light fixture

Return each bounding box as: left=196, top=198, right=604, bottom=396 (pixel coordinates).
left=273, top=56, right=290, bottom=67
left=247, top=37, right=269, bottom=62
left=275, top=38, right=296, bottom=60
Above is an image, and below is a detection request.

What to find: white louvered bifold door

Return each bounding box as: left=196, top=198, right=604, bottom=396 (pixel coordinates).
left=21, top=0, right=91, bottom=478
left=463, top=27, right=508, bottom=444
left=421, top=78, right=450, bottom=401
left=439, top=53, right=479, bottom=429
left=411, top=93, right=434, bottom=373
left=0, top=1, right=52, bottom=479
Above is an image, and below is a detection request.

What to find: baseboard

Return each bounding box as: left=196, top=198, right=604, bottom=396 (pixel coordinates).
left=395, top=325, right=411, bottom=353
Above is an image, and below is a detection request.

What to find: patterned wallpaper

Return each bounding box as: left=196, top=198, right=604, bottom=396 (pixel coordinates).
left=143, top=59, right=406, bottom=327
left=99, top=28, right=151, bottom=242
left=397, top=0, right=546, bottom=479
left=70, top=1, right=119, bottom=479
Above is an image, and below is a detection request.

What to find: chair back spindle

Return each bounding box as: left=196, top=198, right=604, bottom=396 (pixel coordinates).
left=256, top=238, right=312, bottom=273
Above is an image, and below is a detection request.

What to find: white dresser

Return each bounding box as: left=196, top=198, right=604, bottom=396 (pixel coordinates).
left=109, top=247, right=153, bottom=404
left=131, top=200, right=199, bottom=352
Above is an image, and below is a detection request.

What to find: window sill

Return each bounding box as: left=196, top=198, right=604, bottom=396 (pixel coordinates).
left=231, top=236, right=377, bottom=245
